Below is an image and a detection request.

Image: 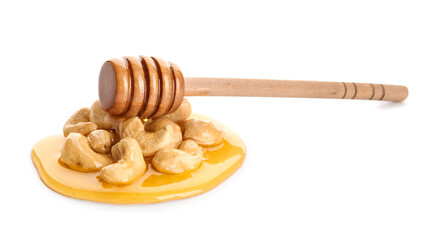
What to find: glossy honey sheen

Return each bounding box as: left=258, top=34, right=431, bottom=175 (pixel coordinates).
left=31, top=114, right=246, bottom=204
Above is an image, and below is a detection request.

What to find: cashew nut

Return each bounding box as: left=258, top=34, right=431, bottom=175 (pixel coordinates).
left=87, top=129, right=117, bottom=154
left=119, top=117, right=182, bottom=157
left=162, top=98, right=192, bottom=123
left=60, top=133, right=113, bottom=172
left=90, top=100, right=114, bottom=130
left=145, top=116, right=180, bottom=132
left=63, top=108, right=98, bottom=137
left=152, top=140, right=203, bottom=174
left=181, top=119, right=224, bottom=146
left=99, top=138, right=147, bottom=185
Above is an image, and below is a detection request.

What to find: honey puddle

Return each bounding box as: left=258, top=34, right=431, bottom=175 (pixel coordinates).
left=31, top=114, right=246, bottom=204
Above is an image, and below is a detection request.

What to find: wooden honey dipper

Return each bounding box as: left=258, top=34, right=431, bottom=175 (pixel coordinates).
left=98, top=56, right=409, bottom=118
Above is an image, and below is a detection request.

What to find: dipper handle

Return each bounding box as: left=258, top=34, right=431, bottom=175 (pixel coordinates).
left=184, top=77, right=408, bottom=102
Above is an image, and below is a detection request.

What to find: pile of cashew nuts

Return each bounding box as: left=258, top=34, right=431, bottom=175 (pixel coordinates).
left=60, top=99, right=224, bottom=185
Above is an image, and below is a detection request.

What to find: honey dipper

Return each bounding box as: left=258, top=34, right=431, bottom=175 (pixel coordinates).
left=98, top=56, right=409, bottom=118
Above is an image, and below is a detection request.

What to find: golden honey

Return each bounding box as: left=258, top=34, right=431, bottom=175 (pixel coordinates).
left=31, top=114, right=246, bottom=204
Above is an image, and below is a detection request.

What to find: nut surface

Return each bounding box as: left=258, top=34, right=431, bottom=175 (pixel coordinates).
left=90, top=100, right=114, bottom=130
left=87, top=129, right=116, bottom=154
left=162, top=98, right=191, bottom=123
left=63, top=108, right=98, bottom=137
left=99, top=138, right=147, bottom=185
left=181, top=119, right=224, bottom=146
left=145, top=116, right=180, bottom=132
left=152, top=140, right=203, bottom=174
left=60, top=133, right=113, bottom=172
left=119, top=117, right=182, bottom=157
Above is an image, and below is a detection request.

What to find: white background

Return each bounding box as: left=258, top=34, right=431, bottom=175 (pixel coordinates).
left=1, top=0, right=439, bottom=239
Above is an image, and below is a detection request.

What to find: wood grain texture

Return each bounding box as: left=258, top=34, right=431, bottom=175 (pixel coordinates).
left=123, top=56, right=146, bottom=117
left=185, top=77, right=408, bottom=102
left=139, top=56, right=160, bottom=119
left=169, top=62, right=185, bottom=113
left=150, top=57, right=174, bottom=117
